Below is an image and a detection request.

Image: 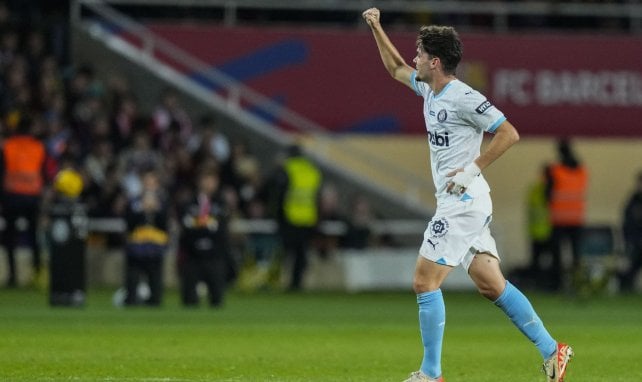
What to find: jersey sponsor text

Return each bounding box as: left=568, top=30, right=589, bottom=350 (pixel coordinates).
left=428, top=131, right=450, bottom=147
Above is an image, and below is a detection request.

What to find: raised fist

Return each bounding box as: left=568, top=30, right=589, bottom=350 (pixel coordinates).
left=362, top=8, right=380, bottom=27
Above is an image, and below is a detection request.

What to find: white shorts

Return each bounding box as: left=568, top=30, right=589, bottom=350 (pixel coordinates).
left=419, top=192, right=499, bottom=271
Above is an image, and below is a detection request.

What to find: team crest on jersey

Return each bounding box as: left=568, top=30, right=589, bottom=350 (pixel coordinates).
left=429, top=218, right=449, bottom=238
left=437, top=109, right=448, bottom=122
left=475, top=100, right=493, bottom=114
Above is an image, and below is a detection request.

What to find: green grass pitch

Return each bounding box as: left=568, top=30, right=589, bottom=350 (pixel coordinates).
left=1, top=288, right=641, bottom=381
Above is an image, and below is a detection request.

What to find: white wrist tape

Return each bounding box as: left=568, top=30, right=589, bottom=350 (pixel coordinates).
left=449, top=162, right=481, bottom=195
left=463, top=162, right=481, bottom=177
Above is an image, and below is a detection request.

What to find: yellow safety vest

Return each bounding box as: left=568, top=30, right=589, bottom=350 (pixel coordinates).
left=283, top=157, right=321, bottom=227
left=527, top=180, right=552, bottom=241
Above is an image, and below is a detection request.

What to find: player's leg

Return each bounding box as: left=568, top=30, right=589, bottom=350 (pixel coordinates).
left=409, top=201, right=489, bottom=381
left=468, top=252, right=557, bottom=358
left=468, top=252, right=573, bottom=381
left=412, top=256, right=452, bottom=381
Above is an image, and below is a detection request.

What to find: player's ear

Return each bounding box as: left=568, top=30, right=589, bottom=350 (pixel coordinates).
left=431, top=56, right=440, bottom=69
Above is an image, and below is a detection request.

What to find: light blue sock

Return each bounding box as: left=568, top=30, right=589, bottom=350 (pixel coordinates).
left=494, top=281, right=557, bottom=359
left=417, top=289, right=445, bottom=379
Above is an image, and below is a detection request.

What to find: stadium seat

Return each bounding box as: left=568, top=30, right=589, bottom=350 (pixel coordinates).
left=574, top=225, right=618, bottom=296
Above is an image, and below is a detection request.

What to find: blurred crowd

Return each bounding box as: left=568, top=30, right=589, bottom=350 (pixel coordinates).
left=0, top=4, right=244, bottom=221
left=0, top=1, right=380, bottom=296
left=0, top=1, right=351, bottom=225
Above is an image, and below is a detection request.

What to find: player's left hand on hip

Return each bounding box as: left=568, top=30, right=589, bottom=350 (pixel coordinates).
left=447, top=162, right=481, bottom=195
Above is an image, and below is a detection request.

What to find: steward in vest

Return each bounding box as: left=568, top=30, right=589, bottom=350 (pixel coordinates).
left=274, top=144, right=322, bottom=291
left=526, top=170, right=553, bottom=277
left=546, top=139, right=588, bottom=291
left=0, top=117, right=47, bottom=287
left=548, top=164, right=588, bottom=227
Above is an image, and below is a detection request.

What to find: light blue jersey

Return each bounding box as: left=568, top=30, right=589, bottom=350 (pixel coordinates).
left=410, top=71, right=506, bottom=205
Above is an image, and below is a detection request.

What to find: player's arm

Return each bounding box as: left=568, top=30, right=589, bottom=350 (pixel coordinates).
left=447, top=121, right=520, bottom=194
left=362, top=8, right=414, bottom=90
left=473, top=120, right=520, bottom=171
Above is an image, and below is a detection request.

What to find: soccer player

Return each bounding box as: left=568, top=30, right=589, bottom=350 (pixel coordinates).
left=362, top=8, right=573, bottom=382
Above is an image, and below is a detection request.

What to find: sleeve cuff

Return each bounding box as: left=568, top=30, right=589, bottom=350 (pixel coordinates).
left=410, top=71, right=421, bottom=96
left=487, top=116, right=506, bottom=133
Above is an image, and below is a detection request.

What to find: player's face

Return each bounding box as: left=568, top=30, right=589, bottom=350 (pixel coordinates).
left=413, top=47, right=433, bottom=81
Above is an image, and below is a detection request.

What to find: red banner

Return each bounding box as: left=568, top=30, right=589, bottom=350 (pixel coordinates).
left=146, top=23, right=642, bottom=136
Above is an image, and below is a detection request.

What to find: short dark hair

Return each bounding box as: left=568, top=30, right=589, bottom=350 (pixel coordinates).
left=417, top=25, right=463, bottom=75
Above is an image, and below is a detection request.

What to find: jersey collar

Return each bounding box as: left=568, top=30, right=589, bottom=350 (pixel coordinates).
left=433, top=79, right=457, bottom=99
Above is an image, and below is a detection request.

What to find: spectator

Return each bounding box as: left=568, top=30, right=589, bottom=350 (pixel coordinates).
left=619, top=171, right=642, bottom=292
left=178, top=168, right=232, bottom=307
left=342, top=195, right=374, bottom=250
left=118, top=130, right=163, bottom=199
left=86, top=161, right=126, bottom=222
left=546, top=139, right=588, bottom=291
left=223, top=140, right=261, bottom=216
left=105, top=72, right=131, bottom=112
left=188, top=114, right=230, bottom=165
left=38, top=58, right=65, bottom=115
left=123, top=169, right=169, bottom=306
left=0, top=27, right=18, bottom=71
left=45, top=156, right=87, bottom=306
left=109, top=92, right=139, bottom=151
left=66, top=64, right=102, bottom=125
left=314, top=183, right=346, bottom=258
left=84, top=139, right=114, bottom=194
left=1, top=116, right=47, bottom=287
left=151, top=87, right=192, bottom=150
left=89, top=114, right=111, bottom=142
left=25, top=30, right=49, bottom=86
left=43, top=115, right=71, bottom=175
left=1, top=57, right=31, bottom=130
left=243, top=196, right=279, bottom=289
left=169, top=148, right=200, bottom=215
